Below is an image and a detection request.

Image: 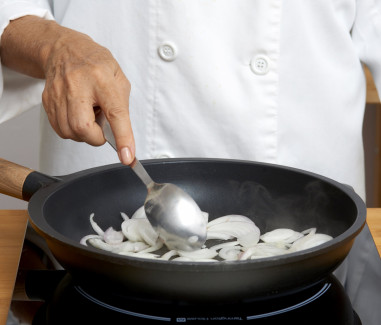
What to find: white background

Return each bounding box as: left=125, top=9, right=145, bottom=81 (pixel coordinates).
left=0, top=106, right=40, bottom=209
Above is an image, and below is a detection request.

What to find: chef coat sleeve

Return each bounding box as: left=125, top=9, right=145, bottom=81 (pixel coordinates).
left=352, top=0, right=381, bottom=97
left=0, top=0, right=54, bottom=124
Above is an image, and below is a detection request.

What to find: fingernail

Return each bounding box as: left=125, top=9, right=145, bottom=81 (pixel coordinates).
left=120, top=147, right=132, bottom=165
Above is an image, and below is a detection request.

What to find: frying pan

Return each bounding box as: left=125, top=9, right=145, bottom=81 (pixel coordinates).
left=0, top=158, right=366, bottom=303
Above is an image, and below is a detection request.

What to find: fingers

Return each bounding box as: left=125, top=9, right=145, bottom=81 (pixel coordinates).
left=96, top=70, right=135, bottom=165
left=43, top=76, right=135, bottom=164
left=68, top=98, right=106, bottom=146
left=41, top=38, right=135, bottom=165
left=42, top=83, right=106, bottom=146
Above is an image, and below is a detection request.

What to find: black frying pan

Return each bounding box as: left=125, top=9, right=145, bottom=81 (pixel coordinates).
left=0, top=158, right=366, bottom=302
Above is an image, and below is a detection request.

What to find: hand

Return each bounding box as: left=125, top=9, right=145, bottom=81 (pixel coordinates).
left=0, top=16, right=135, bottom=165
left=42, top=31, right=135, bottom=164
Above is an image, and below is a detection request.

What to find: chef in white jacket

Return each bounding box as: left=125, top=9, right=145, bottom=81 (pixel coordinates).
left=0, top=0, right=380, bottom=324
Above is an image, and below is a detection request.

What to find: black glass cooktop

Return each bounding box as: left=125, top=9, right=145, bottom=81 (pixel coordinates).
left=32, top=273, right=361, bottom=324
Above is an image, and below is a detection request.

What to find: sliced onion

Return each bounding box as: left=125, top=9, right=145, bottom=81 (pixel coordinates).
left=160, top=250, right=180, bottom=260
left=87, top=237, right=116, bottom=251
left=120, top=251, right=160, bottom=259
left=289, top=233, right=333, bottom=252
left=207, top=215, right=254, bottom=228
left=207, top=220, right=260, bottom=239
left=260, top=228, right=303, bottom=244
left=240, top=243, right=288, bottom=260
left=206, top=231, right=234, bottom=241
left=218, top=246, right=242, bottom=260
left=192, top=259, right=219, bottom=262
left=237, top=229, right=260, bottom=247
left=113, top=241, right=149, bottom=254
left=301, top=227, right=316, bottom=235
left=138, top=221, right=159, bottom=246
left=138, top=240, right=164, bottom=253
left=253, top=243, right=288, bottom=257
left=83, top=210, right=333, bottom=263
left=121, top=219, right=141, bottom=242
left=209, top=240, right=240, bottom=251
left=80, top=234, right=102, bottom=246
left=121, top=218, right=158, bottom=245
left=172, top=256, right=217, bottom=262
left=202, top=212, right=209, bottom=223
left=238, top=246, right=256, bottom=260
left=178, top=248, right=218, bottom=260
left=131, top=206, right=147, bottom=219
left=103, top=226, right=124, bottom=245
left=89, top=213, right=104, bottom=236
left=120, top=212, right=129, bottom=221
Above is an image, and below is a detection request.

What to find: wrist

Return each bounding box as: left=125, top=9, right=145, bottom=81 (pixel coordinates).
left=0, top=15, right=92, bottom=79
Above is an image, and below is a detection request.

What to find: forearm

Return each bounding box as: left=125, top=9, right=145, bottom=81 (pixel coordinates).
left=0, top=15, right=91, bottom=79
left=0, top=14, right=135, bottom=164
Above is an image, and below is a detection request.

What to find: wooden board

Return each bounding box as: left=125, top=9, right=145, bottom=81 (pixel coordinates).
left=0, top=210, right=28, bottom=325
left=367, top=208, right=381, bottom=257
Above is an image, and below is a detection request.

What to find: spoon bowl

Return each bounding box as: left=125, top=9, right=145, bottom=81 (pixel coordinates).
left=130, top=158, right=207, bottom=251
left=96, top=112, right=207, bottom=251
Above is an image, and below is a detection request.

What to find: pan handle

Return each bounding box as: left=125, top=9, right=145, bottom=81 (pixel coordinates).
left=0, top=158, right=60, bottom=201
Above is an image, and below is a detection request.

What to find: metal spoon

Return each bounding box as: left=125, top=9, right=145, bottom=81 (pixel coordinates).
left=95, top=112, right=207, bottom=251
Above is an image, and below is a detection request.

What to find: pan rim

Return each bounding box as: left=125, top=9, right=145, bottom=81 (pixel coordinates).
left=28, top=158, right=366, bottom=269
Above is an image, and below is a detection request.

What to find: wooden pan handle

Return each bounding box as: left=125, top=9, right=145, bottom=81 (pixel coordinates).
left=0, top=158, right=34, bottom=200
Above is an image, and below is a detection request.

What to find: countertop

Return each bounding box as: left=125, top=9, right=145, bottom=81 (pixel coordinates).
left=0, top=210, right=28, bottom=325
left=0, top=209, right=380, bottom=325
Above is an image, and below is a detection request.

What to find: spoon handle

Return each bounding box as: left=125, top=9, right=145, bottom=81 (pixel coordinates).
left=95, top=110, right=154, bottom=188
left=130, top=158, right=154, bottom=188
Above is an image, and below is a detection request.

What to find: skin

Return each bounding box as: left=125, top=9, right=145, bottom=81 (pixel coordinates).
left=0, top=15, right=135, bottom=165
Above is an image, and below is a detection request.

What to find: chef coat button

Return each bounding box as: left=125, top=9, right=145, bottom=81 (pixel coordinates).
left=250, top=55, right=270, bottom=75
left=158, top=42, right=177, bottom=61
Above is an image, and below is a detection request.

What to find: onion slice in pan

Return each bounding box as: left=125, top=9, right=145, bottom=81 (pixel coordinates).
left=260, top=228, right=303, bottom=244
left=80, top=207, right=333, bottom=262
left=103, top=227, right=124, bottom=245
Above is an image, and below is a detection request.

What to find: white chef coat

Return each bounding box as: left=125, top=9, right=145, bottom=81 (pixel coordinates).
left=1, top=1, right=381, bottom=324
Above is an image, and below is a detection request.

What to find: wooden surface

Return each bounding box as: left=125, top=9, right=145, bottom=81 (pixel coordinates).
left=367, top=208, right=381, bottom=257
left=0, top=210, right=28, bottom=325
left=0, top=209, right=380, bottom=325
left=366, top=65, right=380, bottom=104
left=364, top=66, right=381, bottom=207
